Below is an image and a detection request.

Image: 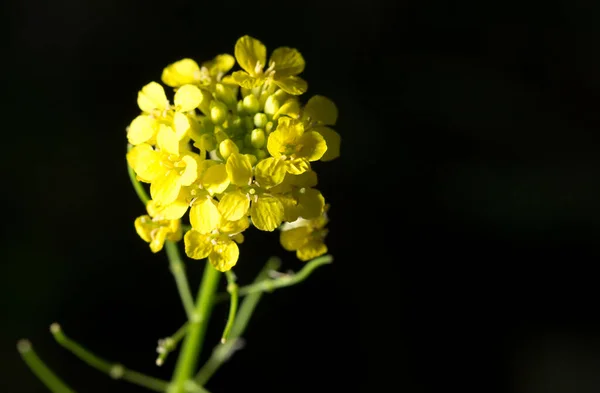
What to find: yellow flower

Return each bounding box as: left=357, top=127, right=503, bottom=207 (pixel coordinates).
left=230, top=35, right=308, bottom=95
left=270, top=170, right=325, bottom=222
left=126, top=144, right=202, bottom=205
left=162, top=55, right=235, bottom=88
left=266, top=118, right=327, bottom=174
left=302, top=95, right=341, bottom=161
left=217, top=152, right=287, bottom=231
left=134, top=215, right=182, bottom=253
left=184, top=217, right=249, bottom=271
left=280, top=213, right=329, bottom=261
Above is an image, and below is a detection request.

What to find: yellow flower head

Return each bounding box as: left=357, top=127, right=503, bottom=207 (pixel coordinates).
left=127, top=35, right=340, bottom=265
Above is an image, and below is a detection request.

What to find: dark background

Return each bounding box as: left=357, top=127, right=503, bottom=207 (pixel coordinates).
left=4, top=1, right=600, bottom=392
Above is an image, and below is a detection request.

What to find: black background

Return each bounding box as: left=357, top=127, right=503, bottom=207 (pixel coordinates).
left=4, top=1, right=600, bottom=393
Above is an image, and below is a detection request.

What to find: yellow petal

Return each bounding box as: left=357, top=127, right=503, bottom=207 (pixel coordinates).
left=150, top=227, right=170, bottom=253
left=297, top=240, right=327, bottom=261
left=203, top=54, right=236, bottom=76
left=285, top=158, right=310, bottom=175
left=225, top=152, right=253, bottom=186
left=184, top=230, right=212, bottom=260
left=303, top=95, right=338, bottom=125
left=137, top=82, right=168, bottom=113
left=251, top=194, right=284, bottom=231
left=178, top=155, right=198, bottom=186
left=234, top=35, right=267, bottom=76
left=134, top=215, right=153, bottom=243
left=273, top=75, right=307, bottom=95
left=231, top=71, right=264, bottom=89
left=156, top=124, right=180, bottom=155
left=269, top=47, right=305, bottom=77
left=147, top=197, right=189, bottom=220
left=174, top=84, right=202, bottom=112
left=190, top=197, right=221, bottom=234
left=218, top=190, right=250, bottom=221
left=255, top=157, right=286, bottom=189
left=298, top=131, right=327, bottom=161
left=280, top=226, right=311, bottom=251
left=209, top=239, right=239, bottom=272
left=126, top=144, right=162, bottom=182
left=218, top=216, right=250, bottom=235
left=276, top=194, right=301, bottom=223
left=173, top=112, right=191, bottom=139
left=297, top=188, right=325, bottom=219
left=266, top=129, right=285, bottom=158
left=127, top=115, right=156, bottom=145
left=313, top=126, right=340, bottom=161
left=162, top=58, right=200, bottom=87
left=151, top=169, right=181, bottom=205
left=273, top=99, right=301, bottom=120
left=202, top=163, right=230, bottom=195
left=293, top=170, right=318, bottom=188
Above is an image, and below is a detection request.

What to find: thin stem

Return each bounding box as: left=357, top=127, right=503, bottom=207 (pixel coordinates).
left=126, top=144, right=150, bottom=206
left=165, top=241, right=196, bottom=320
left=236, top=255, right=333, bottom=297
left=156, top=322, right=189, bottom=366
left=49, top=323, right=169, bottom=392
left=220, top=271, right=238, bottom=343
left=169, top=262, right=220, bottom=393
left=18, top=339, right=75, bottom=393
left=195, top=257, right=282, bottom=385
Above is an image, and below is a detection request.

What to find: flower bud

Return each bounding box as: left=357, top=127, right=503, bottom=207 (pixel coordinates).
left=215, top=83, right=237, bottom=108
left=253, top=113, right=268, bottom=128
left=264, top=95, right=280, bottom=117
left=219, top=139, right=239, bottom=160
left=242, top=94, right=259, bottom=114
left=210, top=100, right=228, bottom=124
left=250, top=128, right=266, bottom=148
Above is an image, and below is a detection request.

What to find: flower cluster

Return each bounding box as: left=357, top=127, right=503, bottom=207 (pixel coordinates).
left=126, top=36, right=340, bottom=271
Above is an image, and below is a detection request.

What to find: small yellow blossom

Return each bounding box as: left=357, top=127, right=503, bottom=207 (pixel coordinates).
left=126, top=144, right=201, bottom=205
left=134, top=215, right=182, bottom=253
left=184, top=217, right=249, bottom=271
left=266, top=118, right=327, bottom=174
left=302, top=95, right=340, bottom=161
left=230, top=36, right=308, bottom=95
left=280, top=213, right=329, bottom=261
left=217, top=153, right=287, bottom=231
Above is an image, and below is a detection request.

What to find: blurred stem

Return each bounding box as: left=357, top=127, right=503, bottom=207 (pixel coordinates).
left=220, top=271, right=238, bottom=343
left=195, top=257, right=281, bottom=385
left=165, top=241, right=196, bottom=320
left=126, top=144, right=150, bottom=206
left=50, top=323, right=172, bottom=392
left=235, top=255, right=333, bottom=297
left=156, top=322, right=189, bottom=366
left=18, top=339, right=75, bottom=393
left=169, top=262, right=220, bottom=393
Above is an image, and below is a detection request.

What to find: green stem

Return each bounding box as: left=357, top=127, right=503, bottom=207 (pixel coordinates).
left=156, top=322, right=189, bottom=366
left=18, top=339, right=75, bottom=393
left=195, top=257, right=281, bottom=385
left=165, top=241, right=196, bottom=320
left=169, top=262, right=220, bottom=393
left=50, top=323, right=170, bottom=392
left=220, top=271, right=238, bottom=343
left=236, top=255, right=333, bottom=297
left=126, top=144, right=150, bottom=206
